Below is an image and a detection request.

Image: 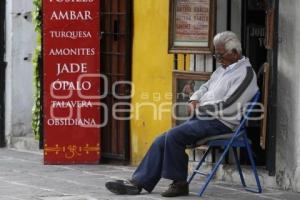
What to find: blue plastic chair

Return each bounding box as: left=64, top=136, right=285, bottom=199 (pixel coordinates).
left=187, top=91, right=262, bottom=196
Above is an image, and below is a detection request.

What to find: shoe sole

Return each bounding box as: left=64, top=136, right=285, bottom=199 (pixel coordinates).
left=105, top=181, right=141, bottom=195
left=161, top=192, right=189, bottom=197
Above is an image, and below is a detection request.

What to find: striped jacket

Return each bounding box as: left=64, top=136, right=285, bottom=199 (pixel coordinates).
left=189, top=57, right=259, bottom=130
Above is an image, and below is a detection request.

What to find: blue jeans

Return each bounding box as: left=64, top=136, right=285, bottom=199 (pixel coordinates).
left=132, top=116, right=232, bottom=192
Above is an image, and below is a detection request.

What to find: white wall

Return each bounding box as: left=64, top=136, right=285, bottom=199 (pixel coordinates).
left=231, top=0, right=241, bottom=39
left=5, top=0, right=35, bottom=143
left=277, top=0, right=300, bottom=191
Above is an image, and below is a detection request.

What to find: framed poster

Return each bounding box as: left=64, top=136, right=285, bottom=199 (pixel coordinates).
left=168, top=0, right=215, bottom=54
left=172, top=71, right=211, bottom=126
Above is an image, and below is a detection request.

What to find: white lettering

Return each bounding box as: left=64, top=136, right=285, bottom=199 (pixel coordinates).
left=56, top=63, right=88, bottom=76
left=50, top=10, right=92, bottom=21
left=50, top=0, right=94, bottom=3
left=49, top=48, right=95, bottom=56
left=52, top=100, right=93, bottom=108
left=47, top=118, right=96, bottom=126
left=52, top=81, right=91, bottom=91
left=49, top=31, right=92, bottom=39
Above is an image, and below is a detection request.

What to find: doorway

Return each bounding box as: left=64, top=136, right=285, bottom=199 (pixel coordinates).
left=241, top=0, right=268, bottom=167
left=240, top=0, right=277, bottom=175
left=100, top=0, right=132, bottom=162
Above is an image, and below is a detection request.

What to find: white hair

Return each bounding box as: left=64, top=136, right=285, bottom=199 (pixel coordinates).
left=213, top=31, right=242, bottom=54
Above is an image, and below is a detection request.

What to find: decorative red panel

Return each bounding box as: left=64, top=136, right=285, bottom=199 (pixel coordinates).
left=43, top=0, right=101, bottom=164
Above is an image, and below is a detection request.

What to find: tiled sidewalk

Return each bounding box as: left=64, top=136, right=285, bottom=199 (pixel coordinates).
left=0, top=149, right=299, bottom=200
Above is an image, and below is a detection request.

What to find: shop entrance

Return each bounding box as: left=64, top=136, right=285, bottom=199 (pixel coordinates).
left=220, top=0, right=277, bottom=175
left=240, top=0, right=268, bottom=166
left=241, top=0, right=277, bottom=175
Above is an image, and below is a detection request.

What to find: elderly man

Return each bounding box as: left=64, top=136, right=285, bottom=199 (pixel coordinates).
left=105, top=31, right=258, bottom=197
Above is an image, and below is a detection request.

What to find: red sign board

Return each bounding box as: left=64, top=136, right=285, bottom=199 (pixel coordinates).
left=43, top=0, right=101, bottom=164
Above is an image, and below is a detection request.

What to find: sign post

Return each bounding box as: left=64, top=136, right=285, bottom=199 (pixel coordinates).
left=43, top=0, right=101, bottom=164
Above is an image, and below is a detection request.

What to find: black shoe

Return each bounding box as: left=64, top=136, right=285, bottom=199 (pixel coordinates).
left=161, top=181, right=189, bottom=197
left=105, top=179, right=142, bottom=195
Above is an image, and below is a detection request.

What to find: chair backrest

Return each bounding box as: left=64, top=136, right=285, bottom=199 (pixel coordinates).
left=234, top=91, right=261, bottom=137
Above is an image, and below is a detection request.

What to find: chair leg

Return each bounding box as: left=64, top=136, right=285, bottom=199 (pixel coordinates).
left=197, top=144, right=232, bottom=196
left=187, top=146, right=211, bottom=184
left=243, top=135, right=262, bottom=193
left=232, top=147, right=246, bottom=187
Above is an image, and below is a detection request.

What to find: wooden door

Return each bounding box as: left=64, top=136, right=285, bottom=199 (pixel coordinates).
left=100, top=0, right=132, bottom=161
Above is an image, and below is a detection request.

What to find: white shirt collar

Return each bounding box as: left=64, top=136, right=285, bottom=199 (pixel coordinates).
left=225, top=56, right=247, bottom=71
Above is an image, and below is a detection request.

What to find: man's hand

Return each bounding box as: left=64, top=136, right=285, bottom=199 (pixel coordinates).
left=187, top=100, right=199, bottom=116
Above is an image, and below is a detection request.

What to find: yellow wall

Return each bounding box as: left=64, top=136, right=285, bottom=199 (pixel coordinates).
left=131, top=0, right=173, bottom=165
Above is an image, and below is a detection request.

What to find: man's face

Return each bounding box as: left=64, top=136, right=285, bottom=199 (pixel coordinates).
left=214, top=44, right=238, bottom=68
